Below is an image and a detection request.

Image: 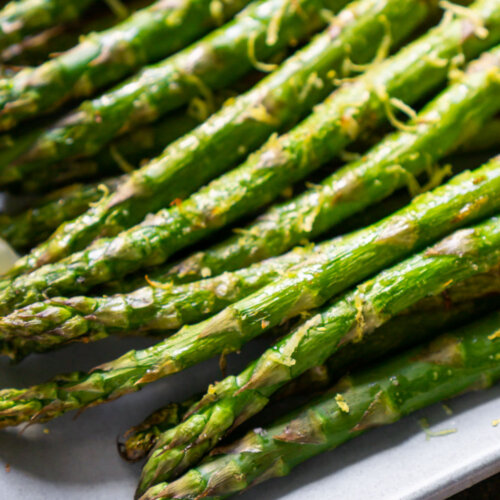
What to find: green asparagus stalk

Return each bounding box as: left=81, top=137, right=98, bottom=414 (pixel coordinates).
left=0, top=0, right=154, bottom=66
left=3, top=42, right=500, bottom=314
left=0, top=157, right=499, bottom=430
left=0, top=0, right=254, bottom=131
left=0, top=245, right=312, bottom=359
left=0, top=0, right=98, bottom=52
left=458, top=116, right=500, bottom=152
left=145, top=50, right=500, bottom=285
left=119, top=270, right=500, bottom=463
left=137, top=213, right=500, bottom=492
left=140, top=311, right=500, bottom=500
left=0, top=0, right=351, bottom=184
left=119, top=396, right=203, bottom=463
left=0, top=101, right=220, bottom=249
left=16, top=77, right=262, bottom=194
left=1, top=0, right=442, bottom=277
left=0, top=178, right=123, bottom=251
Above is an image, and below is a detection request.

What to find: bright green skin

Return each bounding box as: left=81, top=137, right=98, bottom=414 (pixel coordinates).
left=141, top=311, right=500, bottom=500
left=458, top=117, right=500, bottom=153
left=0, top=159, right=499, bottom=430
left=2, top=43, right=500, bottom=315
left=5, top=0, right=434, bottom=276
left=0, top=0, right=253, bottom=131
left=119, top=272, right=500, bottom=464
left=153, top=50, right=500, bottom=285
left=0, top=108, right=204, bottom=249
left=137, top=214, right=500, bottom=493
left=0, top=0, right=154, bottom=66
left=0, top=0, right=96, bottom=52
left=0, top=0, right=349, bottom=185
left=0, top=246, right=311, bottom=359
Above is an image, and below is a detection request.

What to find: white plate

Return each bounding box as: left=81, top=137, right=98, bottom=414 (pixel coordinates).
left=0, top=331, right=499, bottom=500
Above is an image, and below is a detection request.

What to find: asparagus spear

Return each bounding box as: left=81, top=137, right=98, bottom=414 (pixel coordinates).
left=0, top=157, right=499, bottom=429
left=1, top=0, right=442, bottom=277
left=119, top=270, right=500, bottom=463
left=0, top=245, right=312, bottom=359
left=0, top=99, right=222, bottom=249
left=0, top=0, right=97, bottom=52
left=0, top=0, right=350, bottom=184
left=1, top=0, right=153, bottom=66
left=0, top=0, right=254, bottom=131
left=140, top=311, right=500, bottom=500
left=3, top=42, right=500, bottom=314
left=149, top=54, right=500, bottom=287
left=137, top=214, right=500, bottom=492
left=0, top=178, right=123, bottom=251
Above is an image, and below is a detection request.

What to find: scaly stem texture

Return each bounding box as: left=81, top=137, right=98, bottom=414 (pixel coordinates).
left=0, top=158, right=499, bottom=430
left=137, top=214, right=500, bottom=492
left=141, top=311, right=500, bottom=500
left=152, top=49, right=500, bottom=284
left=119, top=270, right=500, bottom=463
left=2, top=43, right=500, bottom=314
left=0, top=0, right=154, bottom=66
left=0, top=0, right=350, bottom=184
left=5, top=0, right=437, bottom=275
left=0, top=106, right=207, bottom=249
left=0, top=0, right=253, bottom=130
left=0, top=0, right=96, bottom=52
left=0, top=246, right=311, bottom=359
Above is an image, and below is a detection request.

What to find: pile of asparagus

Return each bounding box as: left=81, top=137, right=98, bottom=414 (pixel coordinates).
left=0, top=0, right=499, bottom=497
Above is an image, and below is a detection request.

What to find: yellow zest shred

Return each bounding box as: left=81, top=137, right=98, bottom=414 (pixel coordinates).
left=442, top=404, right=453, bottom=416
left=439, top=1, right=489, bottom=39
left=418, top=417, right=457, bottom=440
left=492, top=419, right=500, bottom=427
left=188, top=95, right=212, bottom=122
left=488, top=329, right=500, bottom=341
left=386, top=164, right=421, bottom=198
left=145, top=275, right=174, bottom=291
left=335, top=394, right=350, bottom=413
left=344, top=15, right=392, bottom=73
left=266, top=0, right=290, bottom=46
left=248, top=33, right=279, bottom=72
left=421, top=163, right=453, bottom=193
left=183, top=73, right=215, bottom=114
left=109, top=144, right=135, bottom=173
left=89, top=183, right=111, bottom=207
left=320, top=8, right=336, bottom=23
left=246, top=103, right=280, bottom=125
left=209, top=0, right=224, bottom=26
left=103, top=0, right=129, bottom=19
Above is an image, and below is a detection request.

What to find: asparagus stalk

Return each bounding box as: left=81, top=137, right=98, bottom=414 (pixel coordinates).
left=0, top=178, right=124, bottom=251
left=0, top=157, right=499, bottom=429
left=140, top=311, right=500, bottom=500
left=1, top=0, right=153, bottom=66
left=137, top=214, right=500, bottom=492
left=3, top=43, right=500, bottom=314
left=0, top=0, right=351, bottom=185
left=0, top=98, right=227, bottom=248
left=0, top=245, right=312, bottom=359
left=119, top=270, right=500, bottom=463
left=147, top=51, right=500, bottom=285
left=0, top=0, right=98, bottom=52
left=2, top=0, right=441, bottom=277
left=16, top=77, right=262, bottom=194
left=0, top=0, right=254, bottom=131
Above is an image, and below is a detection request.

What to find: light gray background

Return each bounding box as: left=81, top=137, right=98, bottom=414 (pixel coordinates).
left=0, top=241, right=499, bottom=500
